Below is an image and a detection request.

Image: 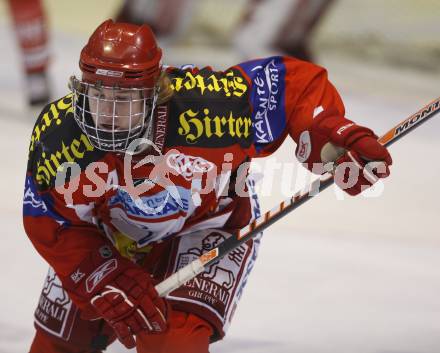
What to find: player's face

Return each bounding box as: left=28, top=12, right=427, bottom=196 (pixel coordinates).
left=87, top=86, right=145, bottom=130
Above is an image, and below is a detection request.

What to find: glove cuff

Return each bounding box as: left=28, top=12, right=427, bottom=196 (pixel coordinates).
left=313, top=113, right=376, bottom=148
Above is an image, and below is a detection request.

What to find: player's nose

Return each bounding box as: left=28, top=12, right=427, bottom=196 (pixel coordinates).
left=96, top=104, right=118, bottom=128
left=96, top=102, right=114, bottom=118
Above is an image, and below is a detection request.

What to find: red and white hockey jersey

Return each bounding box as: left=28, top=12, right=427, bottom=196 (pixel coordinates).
left=23, top=56, right=345, bottom=309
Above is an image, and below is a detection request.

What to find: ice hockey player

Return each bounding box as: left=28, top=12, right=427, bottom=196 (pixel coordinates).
left=234, top=0, right=336, bottom=62
left=115, top=0, right=335, bottom=62
left=8, top=0, right=50, bottom=106
left=115, top=0, right=195, bottom=41
left=23, top=20, right=392, bottom=353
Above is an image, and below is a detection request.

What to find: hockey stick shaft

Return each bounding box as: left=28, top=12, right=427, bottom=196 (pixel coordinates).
left=155, top=97, right=440, bottom=297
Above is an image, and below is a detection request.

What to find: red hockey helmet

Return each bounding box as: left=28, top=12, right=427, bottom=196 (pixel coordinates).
left=70, top=20, right=163, bottom=152
left=80, top=19, right=162, bottom=88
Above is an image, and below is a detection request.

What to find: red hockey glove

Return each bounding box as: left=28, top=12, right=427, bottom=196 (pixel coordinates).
left=334, top=135, right=392, bottom=195
left=90, top=267, right=168, bottom=349
left=311, top=112, right=392, bottom=196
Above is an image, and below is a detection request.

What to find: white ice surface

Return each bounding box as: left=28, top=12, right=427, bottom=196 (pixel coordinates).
left=0, top=20, right=439, bottom=353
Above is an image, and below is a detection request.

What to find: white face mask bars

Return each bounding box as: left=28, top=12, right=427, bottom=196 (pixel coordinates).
left=69, top=76, right=158, bottom=152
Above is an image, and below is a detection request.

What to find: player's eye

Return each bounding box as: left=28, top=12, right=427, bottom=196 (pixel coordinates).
left=89, top=90, right=103, bottom=99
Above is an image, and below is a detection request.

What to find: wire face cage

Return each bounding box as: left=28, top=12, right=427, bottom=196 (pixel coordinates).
left=70, top=76, right=158, bottom=152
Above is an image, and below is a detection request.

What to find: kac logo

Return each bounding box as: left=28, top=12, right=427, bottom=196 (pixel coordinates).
left=166, top=153, right=214, bottom=181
